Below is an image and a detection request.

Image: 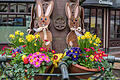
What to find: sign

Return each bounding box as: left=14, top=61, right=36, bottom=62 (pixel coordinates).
left=99, top=0, right=113, bottom=5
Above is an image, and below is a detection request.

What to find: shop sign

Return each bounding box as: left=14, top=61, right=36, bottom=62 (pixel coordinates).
left=99, top=0, right=113, bottom=5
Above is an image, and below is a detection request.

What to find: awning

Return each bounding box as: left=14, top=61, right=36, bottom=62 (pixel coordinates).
left=0, top=0, right=35, bottom=3
left=82, top=0, right=114, bottom=7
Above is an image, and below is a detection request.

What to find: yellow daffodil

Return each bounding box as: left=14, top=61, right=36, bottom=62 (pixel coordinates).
left=89, top=40, right=92, bottom=44
left=77, top=36, right=80, bottom=40
left=95, top=37, right=101, bottom=44
left=35, top=34, right=40, bottom=38
left=93, top=43, right=98, bottom=46
left=34, top=43, right=37, bottom=46
left=26, top=34, right=35, bottom=42
left=85, top=32, right=90, bottom=35
left=81, top=35, right=85, bottom=40
left=93, top=35, right=96, bottom=39
left=20, top=32, right=24, bottom=36
left=19, top=38, right=24, bottom=42
left=9, top=34, right=15, bottom=39
left=15, top=30, right=20, bottom=35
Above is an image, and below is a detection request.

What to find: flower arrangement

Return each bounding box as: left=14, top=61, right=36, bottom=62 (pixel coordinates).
left=63, top=32, right=114, bottom=79
left=0, top=30, right=55, bottom=80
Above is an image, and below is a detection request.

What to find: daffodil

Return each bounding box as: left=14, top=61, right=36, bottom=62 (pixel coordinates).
left=81, top=35, right=85, bottom=40
left=26, top=34, right=35, bottom=42
left=85, top=32, right=90, bottom=35
left=19, top=38, right=24, bottom=42
left=89, top=40, right=92, bottom=44
left=77, top=36, right=80, bottom=40
left=15, top=30, right=20, bottom=35
left=20, top=32, right=24, bottom=36
left=95, top=37, right=101, bottom=43
left=9, top=34, right=15, bottom=39
left=35, top=34, right=40, bottom=38
left=34, top=43, right=37, bottom=46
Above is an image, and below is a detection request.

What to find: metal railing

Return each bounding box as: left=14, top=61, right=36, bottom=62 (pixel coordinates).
left=0, top=55, right=120, bottom=80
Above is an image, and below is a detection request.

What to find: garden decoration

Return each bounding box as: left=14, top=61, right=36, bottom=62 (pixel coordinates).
left=65, top=1, right=85, bottom=47
left=28, top=0, right=54, bottom=50
left=0, top=0, right=116, bottom=80
left=63, top=32, right=114, bottom=79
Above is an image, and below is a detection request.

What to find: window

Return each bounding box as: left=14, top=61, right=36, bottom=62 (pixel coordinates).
left=0, top=3, right=8, bottom=12
left=84, top=8, right=104, bottom=40
left=110, top=10, right=120, bottom=39
left=18, top=3, right=26, bottom=13
left=0, top=3, right=33, bottom=27
left=10, top=3, right=17, bottom=12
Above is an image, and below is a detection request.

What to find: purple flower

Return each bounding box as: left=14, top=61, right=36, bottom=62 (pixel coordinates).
left=12, top=48, right=22, bottom=54
left=28, top=54, right=33, bottom=59
left=40, top=54, right=46, bottom=60
left=72, top=54, right=79, bottom=61
left=35, top=52, right=41, bottom=56
left=29, top=58, right=34, bottom=64
left=39, top=56, right=44, bottom=62
left=33, top=60, right=41, bottom=68
left=44, top=56, right=50, bottom=63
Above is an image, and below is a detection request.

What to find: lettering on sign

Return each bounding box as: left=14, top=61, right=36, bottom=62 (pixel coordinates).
left=99, top=0, right=113, bottom=5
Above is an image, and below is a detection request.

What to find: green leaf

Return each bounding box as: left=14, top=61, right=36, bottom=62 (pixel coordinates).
left=62, top=56, right=70, bottom=61
left=73, top=62, right=77, bottom=64
left=31, top=77, right=34, bottom=80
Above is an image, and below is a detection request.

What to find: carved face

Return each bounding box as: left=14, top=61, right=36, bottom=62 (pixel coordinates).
left=69, top=17, right=80, bottom=29
left=38, top=16, right=50, bottom=27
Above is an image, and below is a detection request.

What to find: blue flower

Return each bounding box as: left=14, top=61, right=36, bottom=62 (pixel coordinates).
left=12, top=48, right=22, bottom=54
left=66, top=47, right=83, bottom=61
left=72, top=54, right=79, bottom=61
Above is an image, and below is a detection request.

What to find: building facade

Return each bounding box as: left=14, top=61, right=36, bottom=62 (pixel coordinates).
left=82, top=0, right=120, bottom=53
left=0, top=0, right=120, bottom=53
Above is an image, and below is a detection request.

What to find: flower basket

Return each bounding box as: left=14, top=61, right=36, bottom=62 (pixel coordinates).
left=69, top=64, right=99, bottom=79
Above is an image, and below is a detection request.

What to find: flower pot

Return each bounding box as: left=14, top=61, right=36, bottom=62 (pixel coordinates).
left=69, top=64, right=99, bottom=79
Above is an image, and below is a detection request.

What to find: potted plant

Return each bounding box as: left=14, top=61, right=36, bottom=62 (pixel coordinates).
left=63, top=32, right=113, bottom=79
left=0, top=30, right=56, bottom=80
